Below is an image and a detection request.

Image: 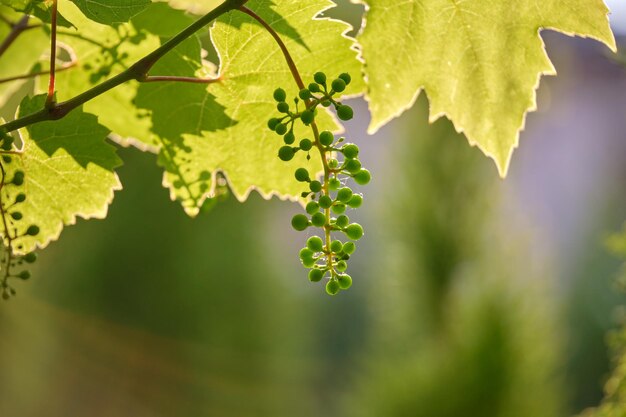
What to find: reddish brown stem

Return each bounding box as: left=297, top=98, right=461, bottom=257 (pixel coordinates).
left=0, top=60, right=77, bottom=85
left=45, top=0, right=58, bottom=108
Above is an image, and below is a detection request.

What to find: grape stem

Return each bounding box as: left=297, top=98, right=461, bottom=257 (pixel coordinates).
left=0, top=15, right=37, bottom=59
left=45, top=0, right=58, bottom=108
left=0, top=0, right=249, bottom=133
left=238, top=6, right=336, bottom=276
left=0, top=58, right=77, bottom=85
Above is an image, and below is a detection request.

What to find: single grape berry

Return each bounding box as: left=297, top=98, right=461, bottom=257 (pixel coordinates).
left=277, top=102, right=289, bottom=113
left=291, top=214, right=309, bottom=231
left=337, top=274, right=352, bottom=289
left=301, top=110, right=314, bottom=125
left=348, top=194, right=363, bottom=208
left=314, top=72, right=326, bottom=85
left=283, top=131, right=295, bottom=145
left=278, top=146, right=295, bottom=161
left=344, top=159, right=362, bottom=174
left=342, top=144, right=359, bottom=159
left=328, top=178, right=341, bottom=190
left=331, top=78, right=346, bottom=93
left=299, top=138, right=313, bottom=151
left=331, top=203, right=346, bottom=214
left=326, top=279, right=340, bottom=295
left=342, top=241, right=356, bottom=255
left=309, top=181, right=322, bottom=193
left=319, top=131, right=334, bottom=146
left=301, top=257, right=316, bottom=268
left=2, top=155, right=11, bottom=163
left=309, top=268, right=324, bottom=282
left=23, top=252, right=37, bottom=263
left=319, top=195, right=333, bottom=209
left=330, top=240, right=343, bottom=253
left=337, top=187, right=353, bottom=203
left=344, top=223, right=364, bottom=240
left=14, top=193, right=26, bottom=203
left=337, top=105, right=353, bottom=121
left=321, top=100, right=331, bottom=107
left=12, top=171, right=24, bottom=186
left=299, top=247, right=314, bottom=260
left=311, top=212, right=326, bottom=227
left=295, top=168, right=310, bottom=182
left=273, top=88, right=287, bottom=102
left=328, top=158, right=339, bottom=169
left=299, top=89, right=312, bottom=100
left=353, top=169, right=371, bottom=185
left=336, top=260, right=347, bottom=272
left=10, top=211, right=22, bottom=220
left=18, top=270, right=31, bottom=280
left=306, top=201, right=319, bottom=215
left=307, top=236, right=324, bottom=252
left=275, top=123, right=288, bottom=135
left=308, top=83, right=320, bottom=93
left=336, top=215, right=349, bottom=228
left=268, top=118, right=280, bottom=130
left=338, top=73, right=351, bottom=85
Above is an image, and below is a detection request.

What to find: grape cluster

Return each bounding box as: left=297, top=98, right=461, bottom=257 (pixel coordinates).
left=268, top=72, right=371, bottom=295
left=0, top=131, right=39, bottom=300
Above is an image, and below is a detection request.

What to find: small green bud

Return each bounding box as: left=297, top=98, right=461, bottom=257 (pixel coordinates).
left=336, top=260, right=347, bottom=272
left=338, top=73, right=351, bottom=85
left=308, top=83, right=320, bottom=93
left=302, top=257, right=316, bottom=268
left=337, top=104, right=353, bottom=121
left=2, top=155, right=11, bottom=163
left=268, top=118, right=280, bottom=130
left=330, top=240, right=343, bottom=253
left=311, top=212, right=326, bottom=227
left=301, top=110, right=315, bottom=125
left=319, top=195, right=333, bottom=209
left=326, top=279, right=340, bottom=295
left=342, top=241, right=356, bottom=255
left=283, top=131, right=295, bottom=144
left=328, top=178, right=341, bottom=190
left=299, top=89, right=312, bottom=100
left=10, top=211, right=22, bottom=220
left=309, top=268, right=324, bottom=282
left=344, top=159, right=361, bottom=174
left=309, top=181, right=322, bottom=193
left=18, top=270, right=31, bottom=280
left=337, top=187, right=353, bottom=203
left=336, top=215, right=349, bottom=228
left=23, top=252, right=37, bottom=263
left=291, top=214, right=309, bottom=231
left=331, top=203, right=346, bottom=214
left=344, top=223, right=363, bottom=240
left=314, top=72, right=326, bottom=85
left=337, top=274, right=352, bottom=289
left=294, top=168, right=310, bottom=182
left=299, top=247, right=314, bottom=260
left=299, top=138, right=313, bottom=151
left=342, top=144, right=359, bottom=159
left=305, top=201, right=320, bottom=215
left=307, top=236, right=324, bottom=252
left=275, top=123, right=288, bottom=135
left=278, top=146, right=295, bottom=161
left=347, top=194, right=363, bottom=208
left=273, top=88, right=287, bottom=102
left=331, top=78, right=346, bottom=93
left=353, top=169, right=371, bottom=185
left=14, top=193, right=26, bottom=203
left=328, top=158, right=339, bottom=169
left=319, top=131, right=334, bottom=146
left=277, top=102, right=289, bottom=113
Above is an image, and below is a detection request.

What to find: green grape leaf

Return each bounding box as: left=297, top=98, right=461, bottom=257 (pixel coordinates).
left=71, top=0, right=150, bottom=24
left=138, top=0, right=365, bottom=215
left=1, top=0, right=73, bottom=27
left=357, top=0, right=616, bottom=176
left=6, top=95, right=121, bottom=252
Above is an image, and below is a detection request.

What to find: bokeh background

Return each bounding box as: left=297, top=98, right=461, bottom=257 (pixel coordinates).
left=0, top=2, right=625, bottom=416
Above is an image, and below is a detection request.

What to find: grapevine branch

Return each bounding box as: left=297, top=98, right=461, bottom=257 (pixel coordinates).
left=0, top=0, right=249, bottom=133
left=237, top=6, right=335, bottom=274
left=0, top=15, right=37, bottom=58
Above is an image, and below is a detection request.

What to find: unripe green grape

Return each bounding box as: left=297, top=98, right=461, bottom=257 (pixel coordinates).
left=344, top=159, right=361, bottom=173
left=302, top=257, right=316, bottom=268
left=309, top=181, right=322, bottom=193
left=347, top=194, right=363, bottom=208
left=311, top=212, right=326, bottom=227
left=309, top=268, right=324, bottom=282
left=23, top=252, right=37, bottom=263
left=294, top=168, right=310, bottom=182
left=321, top=100, right=331, bottom=107
left=308, top=83, right=320, bottom=93
left=342, top=241, right=356, bottom=255
left=26, top=225, right=39, bottom=236
left=18, top=270, right=30, bottom=280
left=278, top=146, right=295, bottom=161
left=291, top=214, right=309, bottom=231
left=299, top=88, right=312, bottom=100
left=331, top=78, right=346, bottom=92
left=338, top=73, right=351, bottom=85
left=273, top=87, right=287, bottom=102
left=299, top=138, right=313, bottom=151
left=330, top=240, right=343, bottom=253
left=1, top=137, right=14, bottom=151
left=328, top=178, right=341, bottom=190
left=275, top=123, right=288, bottom=135
left=353, top=169, right=371, bottom=185
left=319, top=131, right=334, bottom=146
left=336, top=215, right=349, bottom=228
left=314, top=72, right=326, bottom=84
left=337, top=274, right=352, bottom=289
left=344, top=223, right=364, bottom=240
left=331, top=203, right=346, bottom=214
left=337, top=104, right=353, bottom=121
left=305, top=201, right=319, bottom=215
left=342, top=144, right=359, bottom=159
left=10, top=211, right=22, bottom=220
left=14, top=193, right=26, bottom=203
left=283, top=131, right=295, bottom=144
left=268, top=118, right=280, bottom=130
left=13, top=170, right=24, bottom=185
left=299, top=247, right=314, bottom=260
left=301, top=110, right=314, bottom=125
left=277, top=102, right=289, bottom=113
left=336, top=260, right=347, bottom=272
left=2, top=155, right=11, bottom=163
left=319, top=195, right=332, bottom=209
left=307, top=236, right=324, bottom=252
left=337, top=187, right=353, bottom=203
left=326, top=279, right=340, bottom=295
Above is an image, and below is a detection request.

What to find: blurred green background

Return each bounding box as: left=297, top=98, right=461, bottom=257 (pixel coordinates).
left=1, top=2, right=626, bottom=417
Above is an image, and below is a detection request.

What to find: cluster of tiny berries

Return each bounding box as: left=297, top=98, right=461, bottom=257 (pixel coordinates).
left=268, top=72, right=371, bottom=296
left=0, top=132, right=39, bottom=300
